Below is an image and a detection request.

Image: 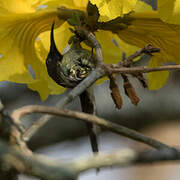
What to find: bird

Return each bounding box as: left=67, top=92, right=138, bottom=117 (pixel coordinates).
left=46, top=22, right=99, bottom=154
left=46, top=22, right=96, bottom=88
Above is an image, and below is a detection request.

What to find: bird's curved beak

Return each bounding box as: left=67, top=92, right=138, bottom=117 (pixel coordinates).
left=47, top=22, right=63, bottom=61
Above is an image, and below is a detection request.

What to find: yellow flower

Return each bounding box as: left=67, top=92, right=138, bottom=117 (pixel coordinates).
left=95, top=0, right=180, bottom=90
left=0, top=0, right=138, bottom=100
left=0, top=0, right=93, bottom=100
left=0, top=0, right=65, bottom=100
left=115, top=2, right=180, bottom=90
left=2, top=0, right=180, bottom=100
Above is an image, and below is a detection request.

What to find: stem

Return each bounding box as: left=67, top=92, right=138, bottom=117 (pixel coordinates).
left=109, top=65, right=180, bottom=74
left=12, top=105, right=171, bottom=150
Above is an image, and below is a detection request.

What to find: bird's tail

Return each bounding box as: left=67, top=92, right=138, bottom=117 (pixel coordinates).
left=79, top=90, right=99, bottom=154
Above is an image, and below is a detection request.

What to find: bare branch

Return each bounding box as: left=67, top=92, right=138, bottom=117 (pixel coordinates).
left=119, top=44, right=160, bottom=67
left=0, top=139, right=77, bottom=180
left=109, top=64, right=180, bottom=74
left=20, top=30, right=180, bottom=143
left=0, top=103, right=32, bottom=179
left=71, top=149, right=136, bottom=172
left=12, top=105, right=171, bottom=150
left=0, top=136, right=180, bottom=179
left=22, top=63, right=180, bottom=142
left=71, top=148, right=180, bottom=173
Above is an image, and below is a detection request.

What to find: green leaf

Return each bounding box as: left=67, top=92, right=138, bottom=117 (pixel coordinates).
left=67, top=12, right=81, bottom=26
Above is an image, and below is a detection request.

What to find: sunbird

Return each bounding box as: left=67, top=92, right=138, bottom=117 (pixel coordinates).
left=46, top=23, right=96, bottom=88
left=46, top=23, right=99, bottom=154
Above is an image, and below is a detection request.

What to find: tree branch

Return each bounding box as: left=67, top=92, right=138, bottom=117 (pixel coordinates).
left=118, top=44, right=160, bottom=67
left=70, top=148, right=180, bottom=173
left=0, top=139, right=77, bottom=180
left=109, top=64, right=180, bottom=74
left=0, top=102, right=32, bottom=179
left=1, top=137, right=179, bottom=180
left=12, top=105, right=171, bottom=150
left=71, top=149, right=136, bottom=172
left=21, top=63, right=180, bottom=142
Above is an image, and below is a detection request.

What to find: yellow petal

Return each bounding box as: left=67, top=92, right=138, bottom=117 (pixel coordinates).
left=0, top=0, right=66, bottom=99
left=28, top=80, right=51, bottom=101
left=0, top=0, right=89, bottom=100
left=94, top=30, right=138, bottom=85
left=36, top=0, right=74, bottom=9
left=38, top=22, right=73, bottom=55
left=158, top=0, right=180, bottom=24
left=117, top=11, right=180, bottom=64
left=95, top=30, right=138, bottom=63
left=115, top=11, right=180, bottom=88
left=0, top=11, right=63, bottom=77
left=0, top=52, right=33, bottom=83
left=0, top=0, right=34, bottom=13
left=34, top=0, right=86, bottom=11
left=111, top=34, right=139, bottom=58
left=148, top=56, right=169, bottom=90
left=73, top=0, right=88, bottom=8
left=90, top=0, right=137, bottom=22
left=134, top=0, right=153, bottom=12
left=97, top=1, right=180, bottom=89
left=96, top=30, right=123, bottom=63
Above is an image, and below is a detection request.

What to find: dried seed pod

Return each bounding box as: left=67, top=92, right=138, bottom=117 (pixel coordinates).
left=109, top=74, right=123, bottom=109
left=122, top=74, right=140, bottom=106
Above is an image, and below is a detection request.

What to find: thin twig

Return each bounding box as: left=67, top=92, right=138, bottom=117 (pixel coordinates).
left=109, top=64, right=180, bottom=74
left=118, top=44, right=160, bottom=67
left=12, top=105, right=171, bottom=149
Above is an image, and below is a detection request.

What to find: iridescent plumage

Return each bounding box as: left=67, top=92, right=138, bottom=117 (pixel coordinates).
left=46, top=23, right=96, bottom=88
